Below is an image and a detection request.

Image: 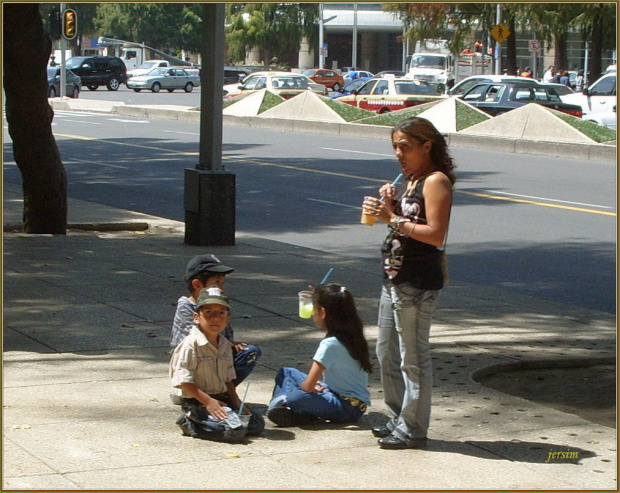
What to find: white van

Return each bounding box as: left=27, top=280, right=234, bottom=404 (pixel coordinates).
left=561, top=73, right=616, bottom=127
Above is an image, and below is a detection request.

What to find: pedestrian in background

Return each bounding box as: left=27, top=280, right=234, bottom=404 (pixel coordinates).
left=266, top=283, right=372, bottom=427
left=543, top=65, right=555, bottom=83
left=362, top=117, right=456, bottom=450
left=575, top=71, right=585, bottom=92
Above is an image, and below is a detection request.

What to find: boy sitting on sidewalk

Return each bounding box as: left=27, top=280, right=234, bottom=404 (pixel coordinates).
left=170, top=254, right=262, bottom=389
left=170, top=286, right=265, bottom=441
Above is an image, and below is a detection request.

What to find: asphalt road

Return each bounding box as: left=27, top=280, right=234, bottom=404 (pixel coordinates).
left=2, top=108, right=616, bottom=314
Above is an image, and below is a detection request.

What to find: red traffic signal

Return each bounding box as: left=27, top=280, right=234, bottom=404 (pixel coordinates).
left=62, top=9, right=77, bottom=40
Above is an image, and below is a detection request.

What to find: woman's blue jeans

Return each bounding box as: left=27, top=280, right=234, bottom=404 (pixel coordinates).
left=270, top=367, right=363, bottom=423
left=376, top=282, right=439, bottom=441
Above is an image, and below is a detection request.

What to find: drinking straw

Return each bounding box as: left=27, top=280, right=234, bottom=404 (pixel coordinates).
left=238, top=379, right=251, bottom=416
left=379, top=172, right=404, bottom=203
left=319, top=268, right=334, bottom=285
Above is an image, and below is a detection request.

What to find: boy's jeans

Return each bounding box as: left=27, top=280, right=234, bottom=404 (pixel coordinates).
left=376, top=282, right=439, bottom=442
left=232, top=344, right=262, bottom=387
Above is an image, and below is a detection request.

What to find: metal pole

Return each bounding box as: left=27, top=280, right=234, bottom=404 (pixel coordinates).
left=584, top=41, right=589, bottom=86
left=319, top=4, right=324, bottom=69
left=352, top=4, right=358, bottom=69
left=495, top=3, right=501, bottom=75
left=60, top=2, right=66, bottom=97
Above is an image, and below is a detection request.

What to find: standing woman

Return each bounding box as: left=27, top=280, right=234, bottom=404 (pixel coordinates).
left=362, top=117, right=456, bottom=449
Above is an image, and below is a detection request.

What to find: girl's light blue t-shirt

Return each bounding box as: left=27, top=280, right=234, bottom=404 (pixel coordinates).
left=313, top=336, right=371, bottom=405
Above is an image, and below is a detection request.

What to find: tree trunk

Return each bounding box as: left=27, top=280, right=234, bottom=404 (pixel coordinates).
left=505, top=15, right=518, bottom=75
left=3, top=3, right=67, bottom=234
left=553, top=31, right=568, bottom=72
left=589, top=5, right=603, bottom=81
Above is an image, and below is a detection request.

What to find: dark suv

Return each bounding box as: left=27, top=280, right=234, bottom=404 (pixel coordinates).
left=65, top=56, right=127, bottom=91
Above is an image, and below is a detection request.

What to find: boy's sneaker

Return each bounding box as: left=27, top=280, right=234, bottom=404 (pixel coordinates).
left=175, top=415, right=191, bottom=436
left=267, top=406, right=304, bottom=427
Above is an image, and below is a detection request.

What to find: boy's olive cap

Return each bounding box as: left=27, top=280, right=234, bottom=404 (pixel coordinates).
left=196, top=286, right=230, bottom=310
left=184, top=254, right=234, bottom=282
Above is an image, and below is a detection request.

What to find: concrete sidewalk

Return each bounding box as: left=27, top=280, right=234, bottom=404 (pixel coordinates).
left=2, top=181, right=616, bottom=490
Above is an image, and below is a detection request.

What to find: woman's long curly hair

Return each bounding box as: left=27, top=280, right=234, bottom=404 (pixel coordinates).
left=392, top=117, right=457, bottom=185
left=312, top=283, right=372, bottom=374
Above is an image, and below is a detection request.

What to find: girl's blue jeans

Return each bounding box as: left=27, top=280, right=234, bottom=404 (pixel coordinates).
left=270, top=367, right=363, bottom=423
left=376, top=282, right=439, bottom=441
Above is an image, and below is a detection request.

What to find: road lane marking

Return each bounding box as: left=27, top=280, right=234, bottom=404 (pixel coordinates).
left=486, top=190, right=614, bottom=210
left=459, top=190, right=615, bottom=216
left=307, top=198, right=360, bottom=209
left=321, top=147, right=393, bottom=157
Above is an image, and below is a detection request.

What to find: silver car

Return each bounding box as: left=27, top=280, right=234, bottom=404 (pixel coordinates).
left=47, top=67, right=81, bottom=98
left=126, top=67, right=200, bottom=93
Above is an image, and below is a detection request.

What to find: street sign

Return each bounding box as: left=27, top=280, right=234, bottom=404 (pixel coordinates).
left=529, top=40, right=541, bottom=53
left=490, top=23, right=511, bottom=43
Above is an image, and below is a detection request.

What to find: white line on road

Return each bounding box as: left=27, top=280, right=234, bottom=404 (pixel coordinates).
left=321, top=147, right=392, bottom=158
left=162, top=130, right=200, bottom=136
left=307, top=198, right=360, bottom=209
left=108, top=119, right=150, bottom=124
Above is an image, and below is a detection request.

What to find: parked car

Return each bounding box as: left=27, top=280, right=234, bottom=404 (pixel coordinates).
left=330, top=77, right=373, bottom=99
left=223, top=71, right=326, bottom=99
left=459, top=82, right=583, bottom=117
left=375, top=70, right=406, bottom=78
left=335, top=77, right=444, bottom=113
left=47, top=67, right=81, bottom=98
left=448, top=74, right=539, bottom=96
left=561, top=73, right=616, bottom=123
left=65, top=56, right=127, bottom=91
left=224, top=66, right=248, bottom=85
left=343, top=70, right=374, bottom=84
left=127, top=60, right=170, bottom=79
left=303, top=68, right=345, bottom=91
left=126, top=67, right=200, bottom=93
left=541, top=83, right=574, bottom=96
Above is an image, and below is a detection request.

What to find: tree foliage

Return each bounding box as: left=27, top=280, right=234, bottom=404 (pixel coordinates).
left=93, top=3, right=202, bottom=54
left=225, top=3, right=318, bottom=67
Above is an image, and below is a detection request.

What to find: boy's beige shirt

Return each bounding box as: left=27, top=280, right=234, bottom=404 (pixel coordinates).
left=170, top=326, right=236, bottom=398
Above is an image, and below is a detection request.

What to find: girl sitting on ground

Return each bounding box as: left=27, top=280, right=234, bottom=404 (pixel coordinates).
left=267, top=283, right=372, bottom=426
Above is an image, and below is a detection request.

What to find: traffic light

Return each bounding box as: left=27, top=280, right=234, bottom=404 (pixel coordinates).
left=49, top=8, right=62, bottom=40
left=62, top=9, right=77, bottom=40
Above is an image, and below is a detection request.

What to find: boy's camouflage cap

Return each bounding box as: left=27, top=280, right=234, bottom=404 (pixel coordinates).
left=196, top=286, right=231, bottom=310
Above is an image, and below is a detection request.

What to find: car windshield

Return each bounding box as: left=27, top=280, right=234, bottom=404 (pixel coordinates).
left=65, top=58, right=85, bottom=69
left=272, top=76, right=308, bottom=89
left=395, top=80, right=436, bottom=95
left=147, top=68, right=168, bottom=76
left=302, top=70, right=317, bottom=76
left=411, top=55, right=445, bottom=69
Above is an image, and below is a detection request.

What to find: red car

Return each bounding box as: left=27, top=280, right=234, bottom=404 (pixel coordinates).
left=303, top=68, right=345, bottom=91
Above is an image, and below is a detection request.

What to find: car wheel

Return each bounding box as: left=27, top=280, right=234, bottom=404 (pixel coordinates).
left=71, top=86, right=80, bottom=99
left=167, top=89, right=174, bottom=93
left=332, top=82, right=341, bottom=91
left=184, top=82, right=194, bottom=93
left=49, top=86, right=56, bottom=98
left=106, top=77, right=120, bottom=91
left=151, top=82, right=161, bottom=93
left=87, top=84, right=99, bottom=91
left=133, top=89, right=142, bottom=92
